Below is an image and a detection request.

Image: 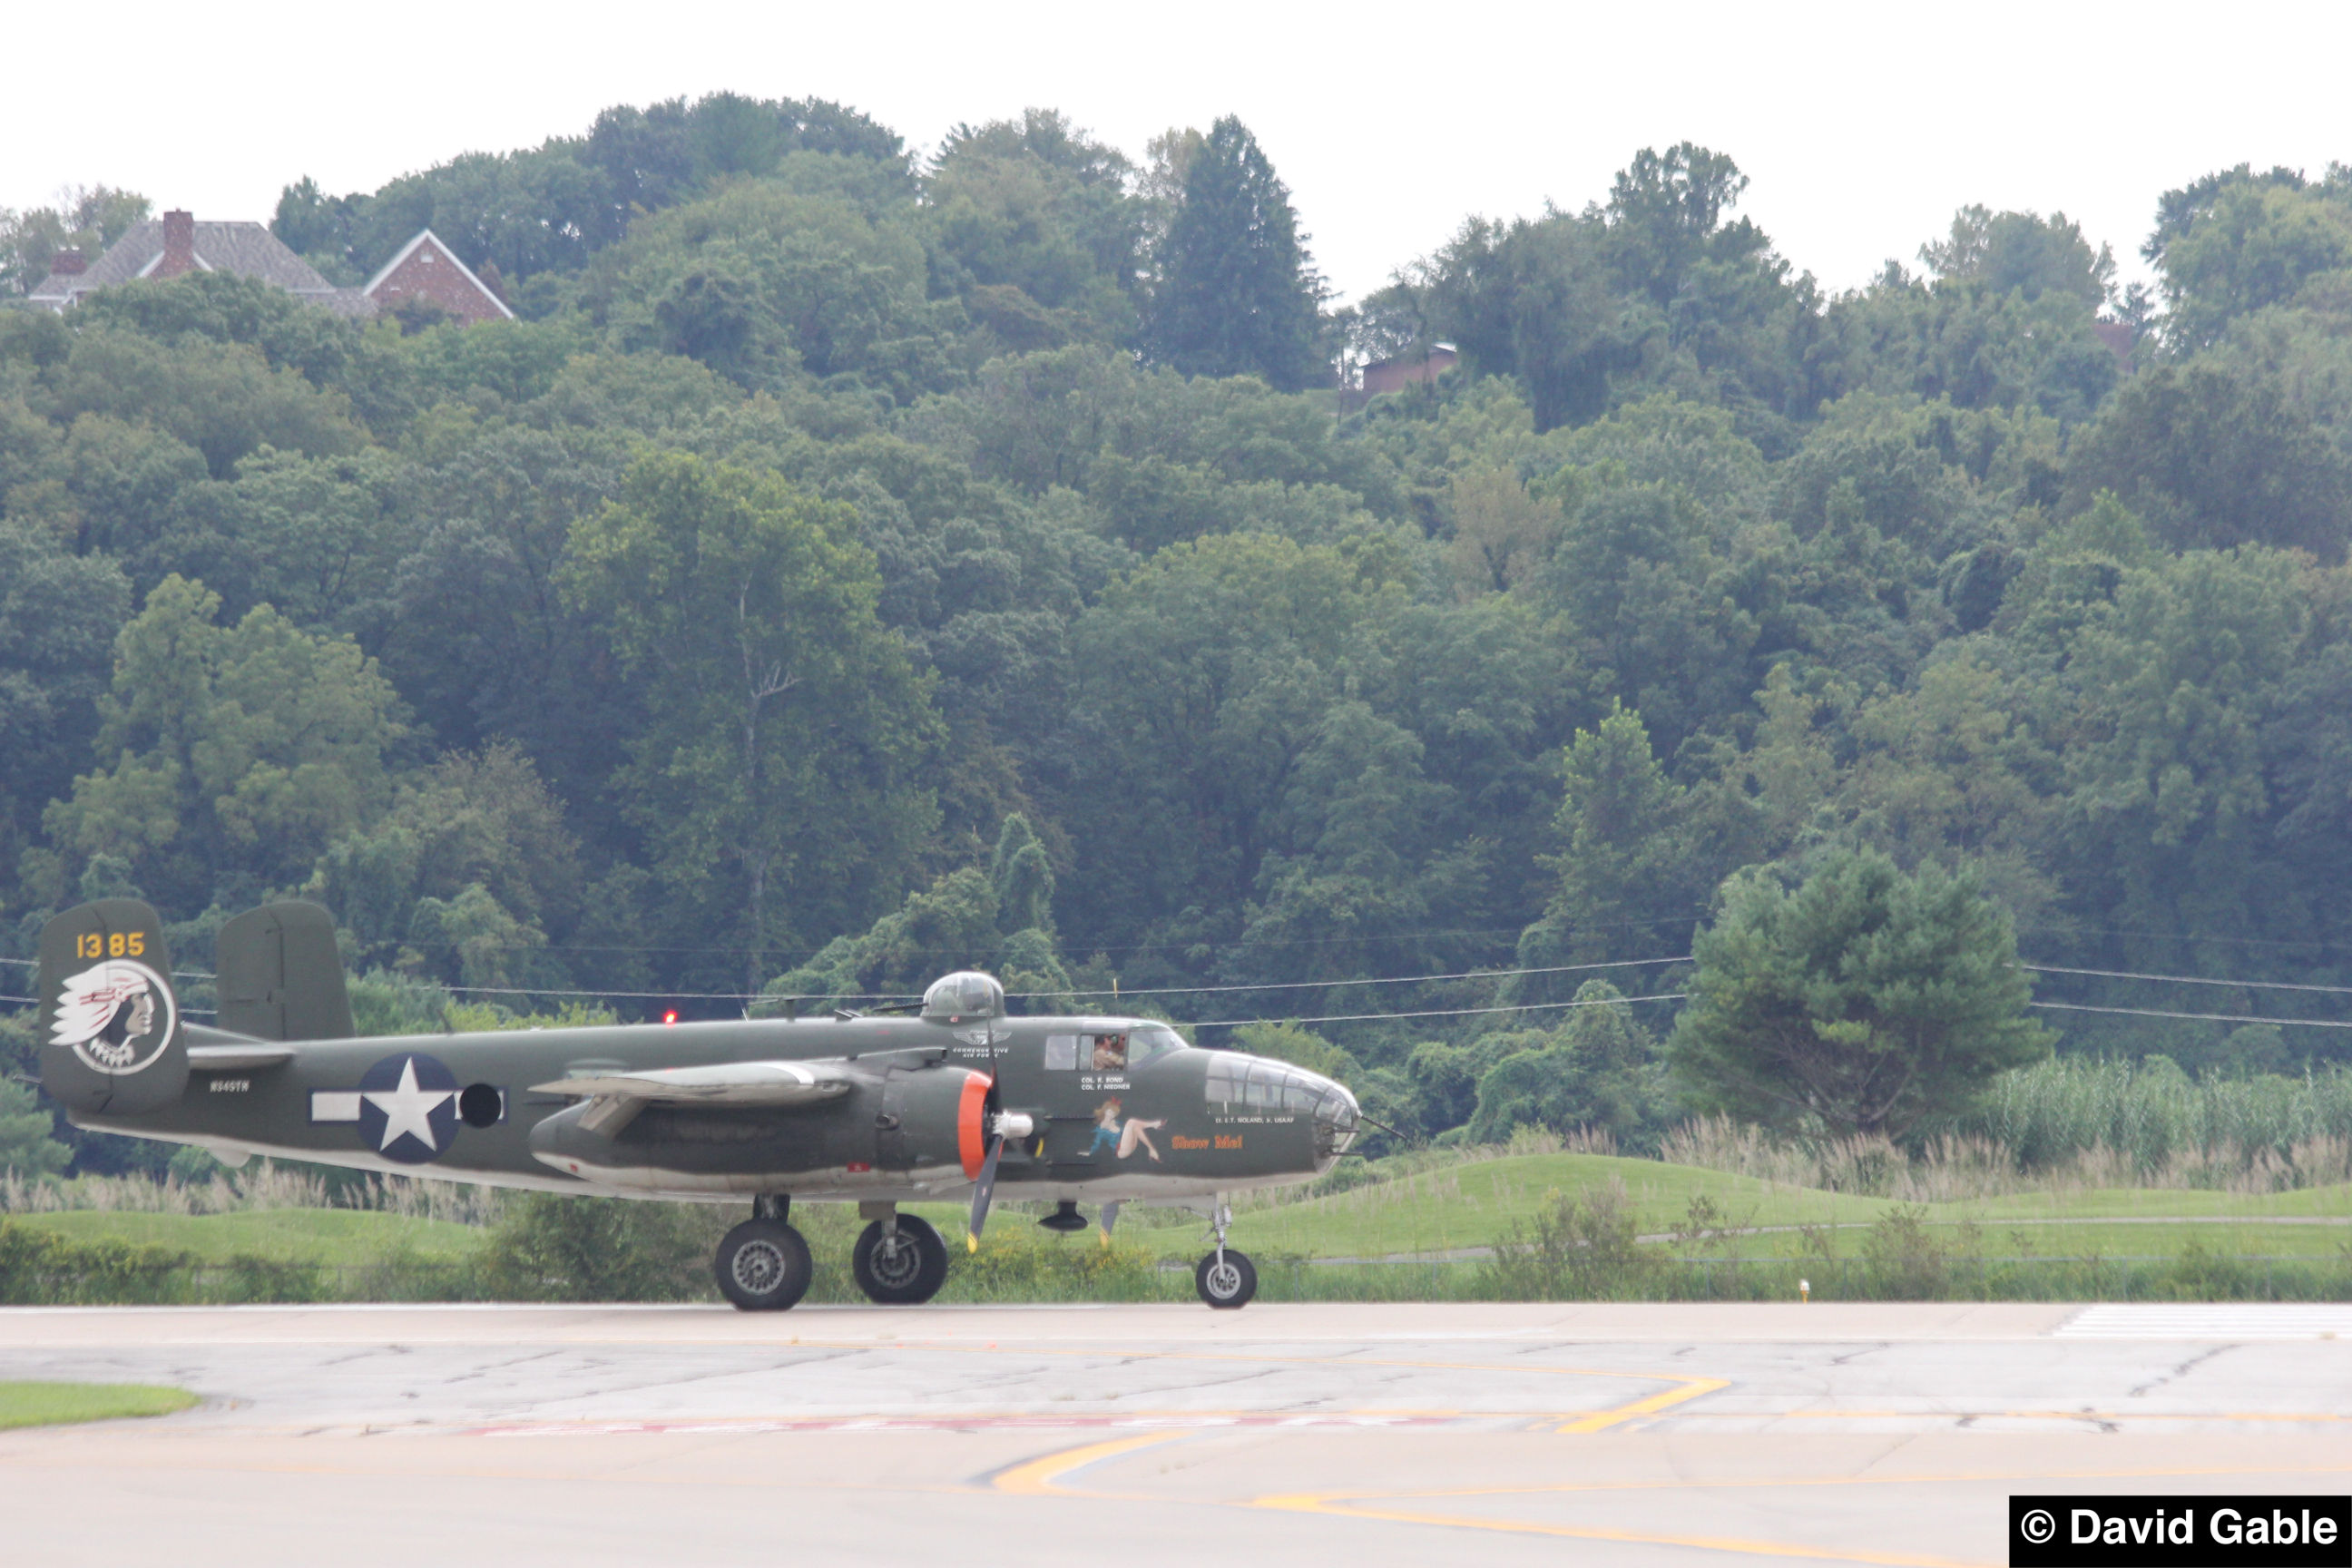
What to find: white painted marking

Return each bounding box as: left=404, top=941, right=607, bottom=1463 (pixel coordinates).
left=309, top=1091, right=361, bottom=1122
left=2057, top=1305, right=2352, bottom=1339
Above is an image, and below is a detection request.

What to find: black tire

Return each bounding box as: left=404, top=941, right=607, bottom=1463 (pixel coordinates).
left=1195, top=1249, right=1257, bottom=1309
left=716, top=1219, right=812, bottom=1311
left=853, top=1214, right=950, bottom=1305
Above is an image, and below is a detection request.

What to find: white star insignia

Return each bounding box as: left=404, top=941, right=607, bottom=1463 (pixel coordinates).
left=363, top=1057, right=452, bottom=1152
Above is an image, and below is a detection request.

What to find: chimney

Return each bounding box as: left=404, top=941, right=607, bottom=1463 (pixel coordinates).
left=156, top=210, right=196, bottom=278
left=49, top=247, right=86, bottom=276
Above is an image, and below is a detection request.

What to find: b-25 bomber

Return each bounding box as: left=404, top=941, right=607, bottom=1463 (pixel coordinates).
left=34, top=897, right=1361, bottom=1308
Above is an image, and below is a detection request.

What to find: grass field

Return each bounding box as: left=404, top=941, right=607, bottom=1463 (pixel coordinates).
left=5, top=1208, right=485, bottom=1264
left=1083, top=1152, right=2352, bottom=1260
left=0, top=1382, right=198, bottom=1429
left=5, top=1152, right=2347, bottom=1301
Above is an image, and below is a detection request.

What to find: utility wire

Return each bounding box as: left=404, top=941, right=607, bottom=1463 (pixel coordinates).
left=2027, top=1000, right=2352, bottom=1030
left=318, top=956, right=1695, bottom=1007
left=1005, top=955, right=1689, bottom=1001
left=1194, top=993, right=1689, bottom=1029
left=2022, top=963, right=2352, bottom=996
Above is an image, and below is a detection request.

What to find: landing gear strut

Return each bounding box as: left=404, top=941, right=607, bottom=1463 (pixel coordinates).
left=853, top=1210, right=950, bottom=1305
left=1194, top=1197, right=1256, bottom=1309
left=718, top=1194, right=811, bottom=1311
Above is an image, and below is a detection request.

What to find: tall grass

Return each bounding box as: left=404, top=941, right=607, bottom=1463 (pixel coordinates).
left=1653, top=1059, right=2352, bottom=1198
left=1973, top=1056, right=2352, bottom=1175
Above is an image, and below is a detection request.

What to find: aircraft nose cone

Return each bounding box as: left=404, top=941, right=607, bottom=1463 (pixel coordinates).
left=1304, top=1073, right=1361, bottom=1156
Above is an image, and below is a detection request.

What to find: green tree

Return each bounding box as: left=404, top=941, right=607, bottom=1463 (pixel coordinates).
left=0, top=185, right=149, bottom=296
left=1465, top=980, right=1674, bottom=1149
left=2062, top=363, right=2352, bottom=558
left=0, top=1078, right=70, bottom=1181
left=1529, top=703, right=1713, bottom=968
left=990, top=811, right=1055, bottom=935
left=1149, top=116, right=1326, bottom=390
left=2146, top=169, right=2352, bottom=348
left=925, top=109, right=1142, bottom=350
left=560, top=453, right=939, bottom=988
left=1670, top=848, right=2052, bottom=1141
left=44, top=575, right=407, bottom=913
left=0, top=520, right=132, bottom=878
left=1918, top=205, right=2115, bottom=306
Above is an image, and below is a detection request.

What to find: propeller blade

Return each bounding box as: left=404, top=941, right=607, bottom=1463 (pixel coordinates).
left=1098, top=1200, right=1122, bottom=1247
left=966, top=1134, right=1004, bottom=1251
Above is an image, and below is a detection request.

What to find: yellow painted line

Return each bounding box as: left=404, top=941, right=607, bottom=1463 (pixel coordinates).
left=1555, top=1376, right=1729, bottom=1433
left=1249, top=1492, right=1991, bottom=1567
left=776, top=1336, right=1730, bottom=1430
left=991, top=1432, right=1189, bottom=1495
left=1342, top=1459, right=2352, bottom=1506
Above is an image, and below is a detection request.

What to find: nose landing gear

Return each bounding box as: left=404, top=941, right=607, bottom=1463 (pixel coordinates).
left=1194, top=1197, right=1256, bottom=1309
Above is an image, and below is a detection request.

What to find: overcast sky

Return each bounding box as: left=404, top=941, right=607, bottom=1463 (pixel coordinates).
left=6, top=1, right=2347, bottom=303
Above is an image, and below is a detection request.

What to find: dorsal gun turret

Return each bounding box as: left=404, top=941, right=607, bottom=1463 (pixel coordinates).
left=921, top=970, right=1004, bottom=1024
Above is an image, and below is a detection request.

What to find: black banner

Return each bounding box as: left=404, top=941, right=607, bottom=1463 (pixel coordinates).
left=2012, top=1496, right=2350, bottom=1566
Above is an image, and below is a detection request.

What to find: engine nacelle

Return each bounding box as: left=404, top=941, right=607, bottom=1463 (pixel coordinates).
left=528, top=1063, right=993, bottom=1191
left=877, top=1063, right=992, bottom=1180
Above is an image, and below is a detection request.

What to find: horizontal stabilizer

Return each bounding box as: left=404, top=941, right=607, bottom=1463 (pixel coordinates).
left=186, top=1043, right=297, bottom=1072
left=531, top=1059, right=859, bottom=1108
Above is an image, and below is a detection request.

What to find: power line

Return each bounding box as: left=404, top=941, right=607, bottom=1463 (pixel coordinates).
left=1194, top=993, right=1689, bottom=1029
left=1015, top=956, right=1690, bottom=1002
left=352, top=956, right=1695, bottom=1008
left=2022, top=963, right=2352, bottom=996
left=2029, top=1000, right=2352, bottom=1030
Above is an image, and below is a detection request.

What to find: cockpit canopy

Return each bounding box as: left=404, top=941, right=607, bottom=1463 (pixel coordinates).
left=922, top=970, right=1005, bottom=1022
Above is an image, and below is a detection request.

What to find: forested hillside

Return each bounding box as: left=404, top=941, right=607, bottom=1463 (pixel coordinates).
left=7, top=94, right=2352, bottom=1171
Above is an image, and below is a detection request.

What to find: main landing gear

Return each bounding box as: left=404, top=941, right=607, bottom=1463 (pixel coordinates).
left=1194, top=1198, right=1256, bottom=1310
left=715, top=1193, right=813, bottom=1311
left=716, top=1196, right=953, bottom=1310
left=852, top=1210, right=949, bottom=1305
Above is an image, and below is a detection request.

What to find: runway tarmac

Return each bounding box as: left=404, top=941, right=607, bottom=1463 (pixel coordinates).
left=3, top=1301, right=2347, bottom=1566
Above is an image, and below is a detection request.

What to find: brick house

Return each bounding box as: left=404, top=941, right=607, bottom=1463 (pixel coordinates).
left=26, top=209, right=371, bottom=315
left=24, top=210, right=511, bottom=326
left=1360, top=344, right=1459, bottom=396
left=361, top=230, right=514, bottom=326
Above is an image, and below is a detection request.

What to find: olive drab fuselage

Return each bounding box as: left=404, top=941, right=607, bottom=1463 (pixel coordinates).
left=82, top=1010, right=1361, bottom=1206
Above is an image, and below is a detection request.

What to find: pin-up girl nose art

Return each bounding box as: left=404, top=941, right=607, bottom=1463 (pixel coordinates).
left=1089, top=1098, right=1166, bottom=1161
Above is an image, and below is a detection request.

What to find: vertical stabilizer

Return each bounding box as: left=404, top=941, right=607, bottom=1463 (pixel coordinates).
left=216, top=901, right=353, bottom=1043
left=36, top=899, right=188, bottom=1115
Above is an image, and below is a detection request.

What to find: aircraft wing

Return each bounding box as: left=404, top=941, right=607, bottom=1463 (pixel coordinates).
left=531, top=1059, right=861, bottom=1110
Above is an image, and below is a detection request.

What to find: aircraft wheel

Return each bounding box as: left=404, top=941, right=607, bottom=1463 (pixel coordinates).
left=853, top=1214, right=949, bottom=1305
left=716, top=1219, right=812, bottom=1311
left=1195, top=1249, right=1257, bottom=1309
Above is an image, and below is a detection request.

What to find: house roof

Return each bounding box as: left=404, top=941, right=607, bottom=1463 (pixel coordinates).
left=361, top=229, right=514, bottom=319
left=24, top=220, right=372, bottom=316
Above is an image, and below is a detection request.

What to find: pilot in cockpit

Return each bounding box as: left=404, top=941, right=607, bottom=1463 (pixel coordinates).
left=1090, top=1033, right=1129, bottom=1070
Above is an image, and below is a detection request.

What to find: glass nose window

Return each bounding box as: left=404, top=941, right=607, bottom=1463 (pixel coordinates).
left=1206, top=1054, right=1347, bottom=1121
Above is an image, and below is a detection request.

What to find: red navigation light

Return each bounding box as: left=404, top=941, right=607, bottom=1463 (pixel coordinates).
left=662, top=1010, right=680, bottom=1025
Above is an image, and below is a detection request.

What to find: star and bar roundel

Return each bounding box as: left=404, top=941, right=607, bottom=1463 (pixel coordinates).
left=309, top=1053, right=463, bottom=1164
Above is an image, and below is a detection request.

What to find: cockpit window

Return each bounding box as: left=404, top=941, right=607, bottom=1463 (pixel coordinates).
left=1129, top=1024, right=1186, bottom=1064
left=1044, top=1030, right=1156, bottom=1071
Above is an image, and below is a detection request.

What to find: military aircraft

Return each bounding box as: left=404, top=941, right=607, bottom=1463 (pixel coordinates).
left=32, top=897, right=1361, bottom=1309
